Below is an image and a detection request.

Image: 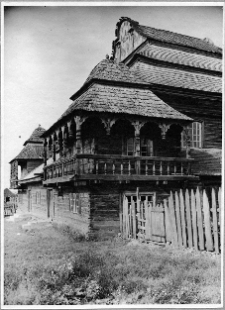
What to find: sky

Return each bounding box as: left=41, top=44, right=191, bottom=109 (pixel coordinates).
left=3, top=5, right=223, bottom=188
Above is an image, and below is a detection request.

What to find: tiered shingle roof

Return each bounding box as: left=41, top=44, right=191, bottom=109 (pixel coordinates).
left=136, top=43, right=222, bottom=73
left=114, top=17, right=222, bottom=55
left=63, top=83, right=191, bottom=121
left=24, top=125, right=45, bottom=146
left=131, top=62, right=222, bottom=93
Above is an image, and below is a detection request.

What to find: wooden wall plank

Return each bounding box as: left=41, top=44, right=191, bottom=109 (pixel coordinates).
left=203, top=190, right=213, bottom=251
left=191, top=189, right=198, bottom=250
left=180, top=189, right=187, bottom=247
left=196, top=187, right=204, bottom=250
left=175, top=191, right=182, bottom=247
left=185, top=189, right=193, bottom=248
left=212, top=188, right=219, bottom=254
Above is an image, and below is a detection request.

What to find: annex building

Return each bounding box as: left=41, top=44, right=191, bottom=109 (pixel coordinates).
left=10, top=17, right=222, bottom=238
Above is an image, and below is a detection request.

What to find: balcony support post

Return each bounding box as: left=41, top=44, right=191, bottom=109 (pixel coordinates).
left=159, top=124, right=171, bottom=140
left=182, top=126, right=191, bottom=159
left=132, top=120, right=146, bottom=174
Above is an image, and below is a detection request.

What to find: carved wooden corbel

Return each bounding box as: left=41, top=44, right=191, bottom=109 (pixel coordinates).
left=159, top=124, right=171, bottom=139
left=132, top=120, right=146, bottom=137
left=74, top=116, right=87, bottom=129
left=101, top=118, right=116, bottom=135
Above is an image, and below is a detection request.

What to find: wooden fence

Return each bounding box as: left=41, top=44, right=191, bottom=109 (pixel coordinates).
left=4, top=202, right=17, bottom=217
left=122, top=187, right=222, bottom=253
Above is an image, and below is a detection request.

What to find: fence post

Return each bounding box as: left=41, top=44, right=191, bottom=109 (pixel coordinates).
left=164, top=199, right=171, bottom=243
left=137, top=198, right=141, bottom=239
left=131, top=199, right=136, bottom=239
left=168, top=192, right=178, bottom=246
left=185, top=189, right=193, bottom=248
left=203, top=190, right=213, bottom=252
left=212, top=188, right=219, bottom=254
left=191, top=189, right=198, bottom=251
left=196, top=187, right=204, bottom=250
left=175, top=191, right=182, bottom=247
left=180, top=189, right=187, bottom=247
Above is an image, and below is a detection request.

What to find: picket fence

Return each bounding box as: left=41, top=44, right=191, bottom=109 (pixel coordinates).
left=122, top=187, right=222, bottom=253
left=4, top=202, right=17, bottom=217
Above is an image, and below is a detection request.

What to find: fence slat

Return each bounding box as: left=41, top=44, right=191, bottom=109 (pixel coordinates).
left=168, top=192, right=178, bottom=246
left=196, top=187, right=204, bottom=250
left=122, top=196, right=126, bottom=238
left=185, top=189, right=193, bottom=248
left=180, top=189, right=187, bottom=247
left=175, top=191, right=182, bottom=247
left=131, top=199, right=136, bottom=239
left=191, top=189, right=198, bottom=250
left=203, top=190, right=213, bottom=251
left=212, top=188, right=219, bottom=254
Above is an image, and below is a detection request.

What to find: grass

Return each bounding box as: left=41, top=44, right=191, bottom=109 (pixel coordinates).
left=4, top=214, right=221, bottom=305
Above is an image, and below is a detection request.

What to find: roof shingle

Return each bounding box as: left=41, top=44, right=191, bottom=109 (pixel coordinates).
left=131, top=61, right=222, bottom=93
left=63, top=84, right=192, bottom=121
left=114, top=17, right=222, bottom=55
left=137, top=43, right=222, bottom=73
left=24, top=125, right=45, bottom=146
left=10, top=144, right=44, bottom=163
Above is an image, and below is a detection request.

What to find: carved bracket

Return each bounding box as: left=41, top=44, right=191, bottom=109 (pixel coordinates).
left=159, top=124, right=171, bottom=139
left=131, top=120, right=146, bottom=137
left=101, top=118, right=116, bottom=135
left=74, top=116, right=87, bottom=129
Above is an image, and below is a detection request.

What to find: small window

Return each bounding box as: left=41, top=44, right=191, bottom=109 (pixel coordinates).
left=6, top=197, right=10, bottom=202
left=70, top=193, right=81, bottom=214
left=182, top=122, right=203, bottom=148
left=127, top=138, right=134, bottom=156
left=141, top=139, right=153, bottom=156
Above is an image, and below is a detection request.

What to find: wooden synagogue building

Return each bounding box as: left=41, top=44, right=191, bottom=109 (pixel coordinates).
left=10, top=17, right=222, bottom=238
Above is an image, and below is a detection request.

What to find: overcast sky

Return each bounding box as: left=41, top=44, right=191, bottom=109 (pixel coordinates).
left=3, top=5, right=223, bottom=188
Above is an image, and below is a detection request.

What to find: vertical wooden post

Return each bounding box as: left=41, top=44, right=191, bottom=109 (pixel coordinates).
left=132, top=199, right=136, bottom=239
left=137, top=197, right=141, bottom=239
left=212, top=188, right=219, bottom=254
left=175, top=191, right=182, bottom=247
left=185, top=189, right=193, bottom=248
left=203, top=190, right=213, bottom=251
left=191, top=189, right=198, bottom=250
left=179, top=189, right=187, bottom=247
left=164, top=199, right=171, bottom=243
left=168, top=192, right=178, bottom=246
left=196, top=187, right=204, bottom=250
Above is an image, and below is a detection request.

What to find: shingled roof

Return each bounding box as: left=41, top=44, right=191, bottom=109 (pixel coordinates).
left=114, top=17, right=222, bottom=56
left=24, top=125, right=45, bottom=146
left=136, top=42, right=222, bottom=73
left=62, top=84, right=192, bottom=121
left=84, top=58, right=148, bottom=86
left=4, top=188, right=17, bottom=198
left=190, top=148, right=221, bottom=176
left=9, top=144, right=44, bottom=163
left=131, top=61, right=222, bottom=93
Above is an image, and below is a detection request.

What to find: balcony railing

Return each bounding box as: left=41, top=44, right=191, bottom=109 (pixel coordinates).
left=44, top=154, right=195, bottom=181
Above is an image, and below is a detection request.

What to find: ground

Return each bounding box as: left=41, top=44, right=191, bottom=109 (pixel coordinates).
left=4, top=212, right=221, bottom=305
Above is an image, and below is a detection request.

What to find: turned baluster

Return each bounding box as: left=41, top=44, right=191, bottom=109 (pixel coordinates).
left=112, top=162, right=115, bottom=175
left=145, top=160, right=148, bottom=175
left=167, top=162, right=170, bottom=175
left=174, top=163, right=177, bottom=174
left=152, top=161, right=155, bottom=175
left=181, top=162, right=184, bottom=175
left=121, top=161, right=123, bottom=175
left=160, top=161, right=163, bottom=175
left=104, top=162, right=107, bottom=175
left=96, top=160, right=99, bottom=175
left=128, top=161, right=131, bottom=175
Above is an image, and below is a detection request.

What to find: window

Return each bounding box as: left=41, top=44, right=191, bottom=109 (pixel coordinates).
left=69, top=193, right=81, bottom=214
left=141, top=138, right=153, bottom=156
left=126, top=138, right=134, bottom=155
left=181, top=122, right=203, bottom=148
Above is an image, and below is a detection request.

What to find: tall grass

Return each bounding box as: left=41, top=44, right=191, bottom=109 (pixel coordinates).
left=4, top=216, right=221, bottom=305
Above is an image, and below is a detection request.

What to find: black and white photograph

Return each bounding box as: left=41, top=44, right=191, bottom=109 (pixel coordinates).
left=2, top=3, right=223, bottom=307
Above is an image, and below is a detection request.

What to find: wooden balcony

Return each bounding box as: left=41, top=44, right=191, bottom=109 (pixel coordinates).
left=43, top=154, right=198, bottom=185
